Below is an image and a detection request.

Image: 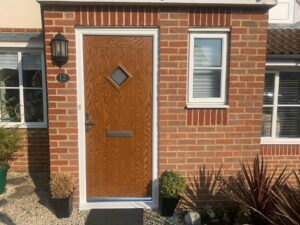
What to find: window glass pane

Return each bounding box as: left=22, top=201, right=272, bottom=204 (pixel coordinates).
left=194, top=38, right=222, bottom=67
left=278, top=72, right=300, bottom=105
left=24, top=89, right=44, bottom=122
left=193, top=69, right=221, bottom=98
left=23, top=70, right=43, bottom=88
left=0, top=89, right=20, bottom=122
left=0, top=53, right=19, bottom=87
left=22, top=53, right=42, bottom=87
left=263, top=73, right=275, bottom=105
left=261, top=108, right=272, bottom=137
left=110, top=67, right=129, bottom=86
left=276, top=107, right=300, bottom=138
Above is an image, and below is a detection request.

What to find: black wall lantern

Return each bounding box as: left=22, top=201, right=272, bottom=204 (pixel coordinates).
left=51, top=32, right=69, bottom=67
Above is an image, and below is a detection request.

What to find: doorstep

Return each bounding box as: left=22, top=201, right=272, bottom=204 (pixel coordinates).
left=85, top=209, right=143, bottom=225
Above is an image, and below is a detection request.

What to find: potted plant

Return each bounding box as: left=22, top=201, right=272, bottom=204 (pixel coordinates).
left=160, top=170, right=186, bottom=217
left=50, top=173, right=75, bottom=218
left=0, top=126, right=22, bottom=194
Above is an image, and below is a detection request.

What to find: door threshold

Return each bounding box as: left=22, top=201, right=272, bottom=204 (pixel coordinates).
left=87, top=197, right=152, bottom=202
left=80, top=200, right=158, bottom=210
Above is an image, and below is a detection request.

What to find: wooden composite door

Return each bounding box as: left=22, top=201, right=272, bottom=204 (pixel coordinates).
left=83, top=35, right=153, bottom=200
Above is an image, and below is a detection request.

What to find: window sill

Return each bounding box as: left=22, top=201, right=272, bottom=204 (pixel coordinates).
left=261, top=138, right=300, bottom=145
left=0, top=123, right=48, bottom=129
left=186, top=103, right=229, bottom=109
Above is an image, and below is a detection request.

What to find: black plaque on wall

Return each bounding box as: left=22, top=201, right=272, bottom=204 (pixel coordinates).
left=56, top=73, right=70, bottom=83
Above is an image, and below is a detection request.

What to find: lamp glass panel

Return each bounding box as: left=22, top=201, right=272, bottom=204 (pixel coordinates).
left=61, top=41, right=66, bottom=56
left=56, top=41, right=62, bottom=56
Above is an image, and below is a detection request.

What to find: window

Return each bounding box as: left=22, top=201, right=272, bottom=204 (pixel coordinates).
left=187, top=30, right=228, bottom=108
left=261, top=71, right=300, bottom=143
left=0, top=50, right=47, bottom=128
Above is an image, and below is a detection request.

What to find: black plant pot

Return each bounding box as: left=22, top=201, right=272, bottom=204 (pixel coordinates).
left=0, top=163, right=10, bottom=194
left=160, top=197, right=180, bottom=217
left=51, top=195, right=73, bottom=218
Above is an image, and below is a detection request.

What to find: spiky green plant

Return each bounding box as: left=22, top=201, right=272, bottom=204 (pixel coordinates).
left=220, top=155, right=290, bottom=225
left=160, top=171, right=186, bottom=198
left=0, top=126, right=22, bottom=162
left=295, top=170, right=300, bottom=192
left=271, top=171, right=300, bottom=225
left=182, top=165, right=222, bottom=210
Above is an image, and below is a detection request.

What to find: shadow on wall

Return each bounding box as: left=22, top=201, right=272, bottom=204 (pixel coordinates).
left=85, top=209, right=144, bottom=225
left=26, top=128, right=51, bottom=211
left=180, top=165, right=224, bottom=210
left=0, top=212, right=17, bottom=225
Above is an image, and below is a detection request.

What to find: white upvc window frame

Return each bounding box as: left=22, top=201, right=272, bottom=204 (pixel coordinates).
left=0, top=48, right=47, bottom=129
left=261, top=70, right=300, bottom=144
left=187, top=29, right=229, bottom=108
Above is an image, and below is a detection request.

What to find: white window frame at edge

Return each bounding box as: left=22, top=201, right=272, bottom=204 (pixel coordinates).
left=0, top=47, right=47, bottom=129
left=261, top=70, right=300, bottom=144
left=187, top=29, right=229, bottom=109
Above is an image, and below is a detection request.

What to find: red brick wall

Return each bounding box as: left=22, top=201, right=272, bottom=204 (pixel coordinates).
left=42, top=5, right=299, bottom=205
left=9, top=129, right=50, bottom=173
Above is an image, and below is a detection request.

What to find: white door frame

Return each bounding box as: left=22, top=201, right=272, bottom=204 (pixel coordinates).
left=75, top=28, right=159, bottom=209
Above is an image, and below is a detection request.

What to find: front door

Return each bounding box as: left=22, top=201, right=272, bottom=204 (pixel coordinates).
left=83, top=35, right=153, bottom=200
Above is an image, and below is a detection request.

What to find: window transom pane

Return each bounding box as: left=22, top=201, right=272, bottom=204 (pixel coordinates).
left=194, top=38, right=222, bottom=67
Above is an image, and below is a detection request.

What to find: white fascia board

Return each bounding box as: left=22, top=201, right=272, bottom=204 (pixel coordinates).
left=37, top=0, right=276, bottom=7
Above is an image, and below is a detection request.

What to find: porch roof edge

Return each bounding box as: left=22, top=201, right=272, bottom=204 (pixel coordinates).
left=37, top=0, right=277, bottom=7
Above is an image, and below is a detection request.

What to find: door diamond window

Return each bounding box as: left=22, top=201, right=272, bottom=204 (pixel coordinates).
left=110, top=67, right=129, bottom=86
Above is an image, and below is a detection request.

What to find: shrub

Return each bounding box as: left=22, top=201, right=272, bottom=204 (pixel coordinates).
left=271, top=171, right=300, bottom=225
left=50, top=173, right=75, bottom=199
left=295, top=169, right=300, bottom=191
left=220, top=155, right=290, bottom=225
left=160, top=171, right=186, bottom=198
left=0, top=126, right=22, bottom=162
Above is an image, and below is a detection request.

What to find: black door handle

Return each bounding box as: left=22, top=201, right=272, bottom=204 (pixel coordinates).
left=85, top=112, right=96, bottom=132
left=86, top=120, right=96, bottom=126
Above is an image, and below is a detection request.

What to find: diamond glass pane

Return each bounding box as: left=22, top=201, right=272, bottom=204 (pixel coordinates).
left=110, top=67, right=129, bottom=86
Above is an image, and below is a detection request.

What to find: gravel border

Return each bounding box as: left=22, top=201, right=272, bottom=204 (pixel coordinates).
left=0, top=173, right=185, bottom=225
